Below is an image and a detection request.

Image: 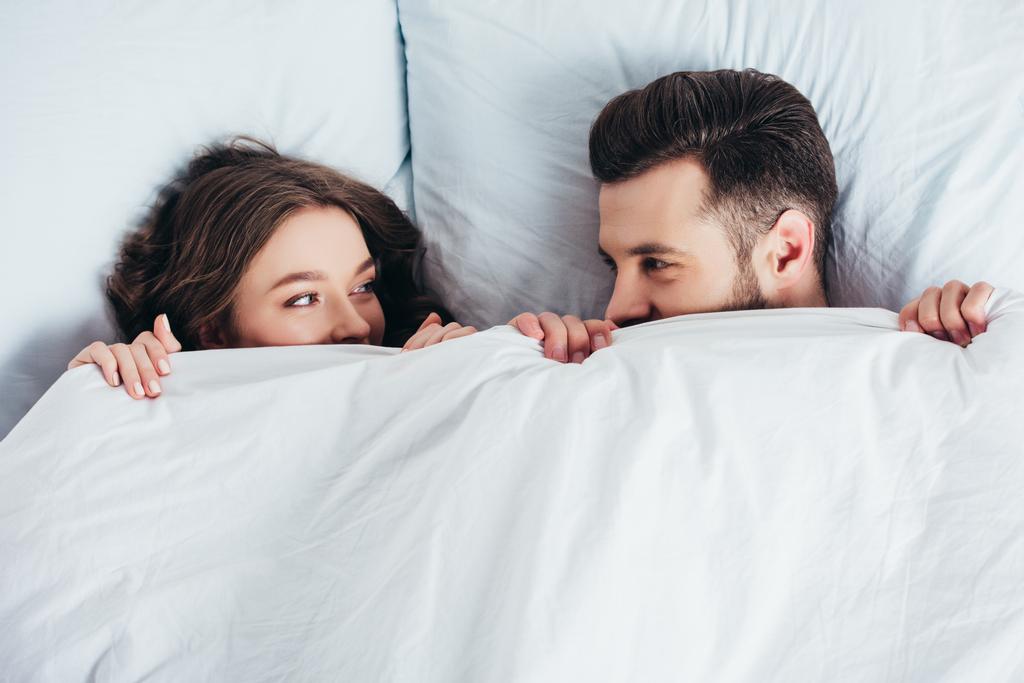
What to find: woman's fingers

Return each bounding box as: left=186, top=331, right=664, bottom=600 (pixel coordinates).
left=152, top=314, right=182, bottom=354
left=938, top=280, right=970, bottom=346
left=961, top=281, right=994, bottom=337
left=423, top=322, right=461, bottom=348
left=537, top=312, right=569, bottom=362
left=135, top=331, right=172, bottom=375
left=68, top=341, right=121, bottom=386
left=415, top=312, right=443, bottom=334
left=129, top=342, right=162, bottom=397
left=509, top=312, right=544, bottom=340
left=441, top=325, right=477, bottom=342
left=402, top=324, right=440, bottom=352
left=916, top=286, right=948, bottom=341
left=109, top=343, right=145, bottom=399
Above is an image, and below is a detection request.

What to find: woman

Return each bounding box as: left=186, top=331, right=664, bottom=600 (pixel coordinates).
left=69, top=137, right=476, bottom=399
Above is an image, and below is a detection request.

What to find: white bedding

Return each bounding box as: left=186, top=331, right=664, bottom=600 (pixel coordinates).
left=2, top=291, right=1023, bottom=681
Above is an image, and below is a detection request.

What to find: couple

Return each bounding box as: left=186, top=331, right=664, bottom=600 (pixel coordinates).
left=71, top=69, right=992, bottom=398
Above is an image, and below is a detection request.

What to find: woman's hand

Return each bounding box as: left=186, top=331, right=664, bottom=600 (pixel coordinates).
left=401, top=312, right=477, bottom=352
left=508, top=312, right=618, bottom=363
left=68, top=314, right=182, bottom=399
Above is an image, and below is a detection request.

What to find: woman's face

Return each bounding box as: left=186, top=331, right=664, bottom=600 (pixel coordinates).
left=225, top=205, right=385, bottom=348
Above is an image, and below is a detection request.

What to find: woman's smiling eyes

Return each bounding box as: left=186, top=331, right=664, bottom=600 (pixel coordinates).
left=352, top=280, right=375, bottom=294
left=286, top=292, right=319, bottom=307
left=284, top=279, right=376, bottom=308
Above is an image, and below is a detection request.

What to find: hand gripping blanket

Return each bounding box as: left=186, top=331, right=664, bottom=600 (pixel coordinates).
left=2, top=291, right=1023, bottom=681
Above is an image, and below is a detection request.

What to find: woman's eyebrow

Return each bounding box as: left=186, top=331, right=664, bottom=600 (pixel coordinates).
left=267, top=258, right=375, bottom=293
left=353, top=257, right=374, bottom=275
left=268, top=270, right=327, bottom=293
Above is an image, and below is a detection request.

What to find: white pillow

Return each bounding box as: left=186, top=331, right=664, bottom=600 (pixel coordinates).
left=399, top=0, right=1024, bottom=328
left=0, top=0, right=411, bottom=439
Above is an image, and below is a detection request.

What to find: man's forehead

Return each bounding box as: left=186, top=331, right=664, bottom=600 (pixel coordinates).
left=598, top=158, right=709, bottom=246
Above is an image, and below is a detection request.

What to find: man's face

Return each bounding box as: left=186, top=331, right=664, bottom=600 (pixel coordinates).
left=598, top=157, right=767, bottom=326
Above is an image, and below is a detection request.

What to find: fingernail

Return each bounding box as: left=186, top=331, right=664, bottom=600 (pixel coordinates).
left=163, top=315, right=171, bottom=333
left=158, top=359, right=171, bottom=374
left=552, top=344, right=567, bottom=362
left=905, top=320, right=920, bottom=332
left=148, top=380, right=161, bottom=395
left=571, top=351, right=585, bottom=364
left=133, top=382, right=144, bottom=396
left=112, top=371, right=120, bottom=387
left=593, top=334, right=608, bottom=349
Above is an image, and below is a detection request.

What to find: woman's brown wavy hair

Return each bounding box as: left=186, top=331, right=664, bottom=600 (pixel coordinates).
left=107, top=137, right=450, bottom=350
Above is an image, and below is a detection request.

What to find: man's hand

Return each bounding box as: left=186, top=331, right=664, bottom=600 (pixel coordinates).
left=508, top=312, right=618, bottom=363
left=899, top=280, right=994, bottom=347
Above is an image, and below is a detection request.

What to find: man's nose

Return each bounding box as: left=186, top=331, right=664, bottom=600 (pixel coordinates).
left=604, top=277, right=651, bottom=327
left=328, top=299, right=372, bottom=345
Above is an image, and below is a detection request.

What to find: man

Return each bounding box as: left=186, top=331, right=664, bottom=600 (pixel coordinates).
left=509, top=69, right=993, bottom=363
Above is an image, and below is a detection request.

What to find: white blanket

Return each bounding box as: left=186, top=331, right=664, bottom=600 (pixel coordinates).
left=3, top=292, right=1023, bottom=681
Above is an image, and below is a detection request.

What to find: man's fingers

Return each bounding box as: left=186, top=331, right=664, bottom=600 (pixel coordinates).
left=938, top=280, right=970, bottom=346
left=562, top=315, right=590, bottom=363
left=898, top=298, right=922, bottom=333
left=916, top=286, right=948, bottom=341
left=510, top=313, right=544, bottom=340
left=962, top=281, right=994, bottom=337
left=537, top=312, right=569, bottom=363
left=584, top=319, right=614, bottom=352
left=152, top=314, right=183, bottom=353
left=110, top=344, right=145, bottom=399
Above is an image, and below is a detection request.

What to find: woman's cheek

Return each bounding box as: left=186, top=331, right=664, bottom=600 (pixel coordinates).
left=367, top=297, right=386, bottom=346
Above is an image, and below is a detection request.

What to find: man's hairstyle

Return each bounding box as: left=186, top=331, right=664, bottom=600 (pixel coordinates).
left=589, top=69, right=838, bottom=292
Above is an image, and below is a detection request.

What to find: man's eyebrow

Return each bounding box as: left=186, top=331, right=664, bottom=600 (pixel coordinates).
left=626, top=242, right=688, bottom=258
left=598, top=243, right=688, bottom=260
left=267, top=258, right=375, bottom=293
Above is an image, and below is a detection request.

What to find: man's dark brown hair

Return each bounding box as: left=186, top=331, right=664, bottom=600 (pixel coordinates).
left=589, top=69, right=838, bottom=293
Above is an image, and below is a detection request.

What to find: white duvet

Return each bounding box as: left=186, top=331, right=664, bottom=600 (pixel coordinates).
left=2, top=292, right=1023, bottom=682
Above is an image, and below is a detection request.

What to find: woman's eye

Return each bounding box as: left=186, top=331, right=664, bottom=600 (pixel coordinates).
left=287, top=292, right=318, bottom=307
left=602, top=257, right=618, bottom=273
left=352, top=280, right=376, bottom=295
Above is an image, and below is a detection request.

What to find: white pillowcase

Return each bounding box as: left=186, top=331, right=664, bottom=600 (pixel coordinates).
left=399, top=0, right=1024, bottom=328
left=0, top=0, right=411, bottom=439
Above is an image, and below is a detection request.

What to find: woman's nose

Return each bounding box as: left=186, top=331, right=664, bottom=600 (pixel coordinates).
left=328, top=300, right=372, bottom=345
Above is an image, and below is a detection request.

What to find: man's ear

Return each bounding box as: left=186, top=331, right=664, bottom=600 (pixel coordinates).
left=759, top=209, right=815, bottom=290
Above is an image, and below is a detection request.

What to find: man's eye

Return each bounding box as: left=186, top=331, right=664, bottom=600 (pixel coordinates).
left=643, top=258, right=670, bottom=272
left=353, top=280, right=376, bottom=295
left=287, top=292, right=318, bottom=307
left=602, top=257, right=618, bottom=272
